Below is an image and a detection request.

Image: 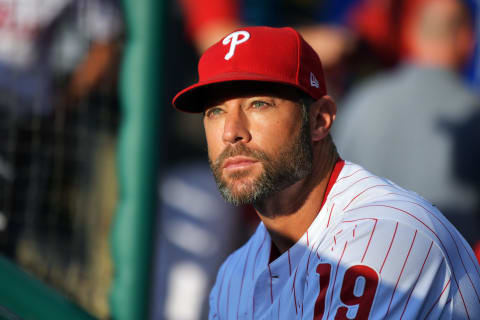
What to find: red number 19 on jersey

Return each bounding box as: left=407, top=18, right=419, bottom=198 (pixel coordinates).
left=314, top=263, right=379, bottom=319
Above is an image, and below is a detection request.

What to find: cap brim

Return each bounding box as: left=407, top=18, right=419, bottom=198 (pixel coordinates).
left=172, top=72, right=312, bottom=113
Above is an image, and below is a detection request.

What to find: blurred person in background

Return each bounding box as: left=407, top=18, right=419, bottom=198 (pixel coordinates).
left=0, top=0, right=122, bottom=119
left=333, top=0, right=480, bottom=247
left=0, top=0, right=122, bottom=258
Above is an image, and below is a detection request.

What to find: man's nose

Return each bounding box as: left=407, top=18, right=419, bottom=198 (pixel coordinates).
left=222, top=109, right=251, bottom=144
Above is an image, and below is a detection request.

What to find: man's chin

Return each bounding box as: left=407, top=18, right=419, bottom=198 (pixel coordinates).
left=222, top=166, right=260, bottom=184
left=224, top=178, right=256, bottom=195
left=218, top=178, right=262, bottom=206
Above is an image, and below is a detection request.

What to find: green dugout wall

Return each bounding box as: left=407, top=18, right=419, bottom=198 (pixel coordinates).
left=0, top=256, right=95, bottom=320
left=110, top=0, right=165, bottom=318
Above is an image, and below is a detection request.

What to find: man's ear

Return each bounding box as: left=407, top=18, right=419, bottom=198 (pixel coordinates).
left=309, top=95, right=337, bottom=142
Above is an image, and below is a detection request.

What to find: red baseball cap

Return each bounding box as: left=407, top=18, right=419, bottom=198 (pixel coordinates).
left=172, top=26, right=327, bottom=113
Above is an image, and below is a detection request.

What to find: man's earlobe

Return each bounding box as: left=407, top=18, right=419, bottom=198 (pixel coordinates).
left=310, top=96, right=337, bottom=142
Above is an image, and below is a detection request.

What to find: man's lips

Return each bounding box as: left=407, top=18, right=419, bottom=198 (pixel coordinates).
left=222, top=156, right=258, bottom=170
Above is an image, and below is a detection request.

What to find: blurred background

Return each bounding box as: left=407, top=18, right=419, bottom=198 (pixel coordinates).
left=0, top=0, right=478, bottom=319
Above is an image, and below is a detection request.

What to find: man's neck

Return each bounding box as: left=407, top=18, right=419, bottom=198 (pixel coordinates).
left=255, top=143, right=339, bottom=257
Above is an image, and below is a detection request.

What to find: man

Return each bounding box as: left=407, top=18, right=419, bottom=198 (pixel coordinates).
left=172, top=26, right=480, bottom=319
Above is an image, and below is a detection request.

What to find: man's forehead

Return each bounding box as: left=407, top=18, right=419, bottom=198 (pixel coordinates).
left=201, top=81, right=307, bottom=109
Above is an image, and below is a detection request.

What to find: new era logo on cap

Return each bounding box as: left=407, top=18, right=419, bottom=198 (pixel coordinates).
left=310, top=72, right=319, bottom=88
left=172, top=26, right=327, bottom=112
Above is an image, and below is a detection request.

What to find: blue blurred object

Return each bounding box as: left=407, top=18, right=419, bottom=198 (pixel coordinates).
left=152, top=162, right=244, bottom=320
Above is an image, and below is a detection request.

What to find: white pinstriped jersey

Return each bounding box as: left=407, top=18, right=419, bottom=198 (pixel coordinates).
left=209, top=160, right=480, bottom=319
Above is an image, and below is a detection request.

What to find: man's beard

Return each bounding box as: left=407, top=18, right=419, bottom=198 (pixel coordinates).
left=209, top=118, right=313, bottom=206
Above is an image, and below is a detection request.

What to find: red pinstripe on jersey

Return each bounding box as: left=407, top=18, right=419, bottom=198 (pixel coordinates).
left=267, top=264, right=273, bottom=303
left=400, top=241, right=434, bottom=319
left=306, top=249, right=314, bottom=279
left=460, top=239, right=480, bottom=278
left=251, top=233, right=267, bottom=320
left=216, top=261, right=229, bottom=317
left=340, top=217, right=378, bottom=263
left=326, top=204, right=334, bottom=228
left=335, top=168, right=365, bottom=183
left=316, top=248, right=321, bottom=259
left=361, top=219, right=377, bottom=263
left=292, top=266, right=298, bottom=314
left=343, top=184, right=392, bottom=210
left=456, top=256, right=480, bottom=304
left=287, top=249, right=292, bottom=276
left=332, top=229, right=343, bottom=251
left=385, top=230, right=418, bottom=318
left=219, top=252, right=245, bottom=319
left=252, top=232, right=267, bottom=281
left=326, top=240, right=349, bottom=319
left=237, top=241, right=254, bottom=319
left=423, top=273, right=450, bottom=319
left=380, top=222, right=399, bottom=274
left=330, top=176, right=377, bottom=200
left=226, top=257, right=243, bottom=318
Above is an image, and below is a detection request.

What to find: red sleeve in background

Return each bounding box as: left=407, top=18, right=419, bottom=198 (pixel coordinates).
left=179, top=0, right=239, bottom=40
left=346, top=0, right=399, bottom=63
left=474, top=240, right=480, bottom=264
left=347, top=0, right=443, bottom=64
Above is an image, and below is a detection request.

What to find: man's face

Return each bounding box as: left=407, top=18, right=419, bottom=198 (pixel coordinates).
left=203, top=87, right=313, bottom=206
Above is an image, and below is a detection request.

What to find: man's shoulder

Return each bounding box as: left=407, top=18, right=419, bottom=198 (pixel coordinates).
left=326, top=161, right=456, bottom=242
left=323, top=162, right=474, bottom=265
left=327, top=161, right=426, bottom=210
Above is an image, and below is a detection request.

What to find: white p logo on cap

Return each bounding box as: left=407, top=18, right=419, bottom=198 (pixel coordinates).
left=222, top=30, right=250, bottom=60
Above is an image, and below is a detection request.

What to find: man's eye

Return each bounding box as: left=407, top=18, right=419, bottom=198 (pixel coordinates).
left=205, top=108, right=223, bottom=117
left=252, top=101, right=269, bottom=109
